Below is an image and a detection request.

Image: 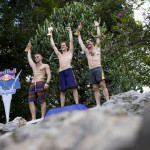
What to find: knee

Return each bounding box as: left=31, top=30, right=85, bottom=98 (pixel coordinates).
left=60, top=91, right=65, bottom=96
left=100, top=82, right=106, bottom=90
left=72, top=87, right=77, bottom=92
left=92, top=85, right=99, bottom=92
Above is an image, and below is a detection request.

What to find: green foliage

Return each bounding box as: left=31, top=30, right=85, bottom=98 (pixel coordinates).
left=102, top=9, right=150, bottom=95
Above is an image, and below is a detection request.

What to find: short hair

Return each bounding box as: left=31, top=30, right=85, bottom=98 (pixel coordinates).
left=60, top=41, right=68, bottom=47
left=34, top=53, right=43, bottom=58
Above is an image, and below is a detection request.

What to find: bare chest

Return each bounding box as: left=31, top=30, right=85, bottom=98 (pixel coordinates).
left=33, top=65, right=46, bottom=74
left=87, top=50, right=100, bottom=59
left=59, top=53, right=72, bottom=62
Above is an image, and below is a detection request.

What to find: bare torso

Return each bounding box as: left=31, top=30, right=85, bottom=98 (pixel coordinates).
left=58, top=51, right=73, bottom=71
left=32, top=64, right=47, bottom=82
left=86, top=46, right=101, bottom=69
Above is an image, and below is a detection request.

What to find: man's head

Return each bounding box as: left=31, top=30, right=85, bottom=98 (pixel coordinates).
left=86, top=38, right=95, bottom=49
left=60, top=41, right=68, bottom=51
left=34, top=53, right=43, bottom=63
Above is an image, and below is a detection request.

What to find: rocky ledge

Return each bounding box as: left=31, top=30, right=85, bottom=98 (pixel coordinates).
left=0, top=90, right=150, bottom=150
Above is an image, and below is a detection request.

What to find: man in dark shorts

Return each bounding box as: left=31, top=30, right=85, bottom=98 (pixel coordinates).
left=49, top=27, right=79, bottom=107
left=27, top=49, right=51, bottom=120
left=78, top=21, right=109, bottom=106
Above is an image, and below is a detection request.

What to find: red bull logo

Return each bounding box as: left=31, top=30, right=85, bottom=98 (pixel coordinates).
left=0, top=68, right=16, bottom=75
left=0, top=74, right=15, bottom=81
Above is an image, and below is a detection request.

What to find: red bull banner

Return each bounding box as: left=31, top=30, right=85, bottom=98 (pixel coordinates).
left=0, top=68, right=21, bottom=94
left=0, top=68, right=21, bottom=122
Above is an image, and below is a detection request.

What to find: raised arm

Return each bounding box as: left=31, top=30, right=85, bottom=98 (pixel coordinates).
left=78, top=33, right=88, bottom=53
left=44, top=64, right=51, bottom=89
left=94, top=21, right=101, bottom=46
left=66, top=27, right=73, bottom=54
left=27, top=49, right=36, bottom=68
left=49, top=34, right=61, bottom=57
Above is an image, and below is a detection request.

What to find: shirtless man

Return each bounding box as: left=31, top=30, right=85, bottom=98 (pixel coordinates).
left=50, top=27, right=79, bottom=107
left=78, top=21, right=109, bottom=106
left=27, top=49, right=51, bottom=120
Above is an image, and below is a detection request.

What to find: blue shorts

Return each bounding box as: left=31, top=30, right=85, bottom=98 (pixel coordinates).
left=59, top=68, right=77, bottom=92
left=89, top=66, right=105, bottom=84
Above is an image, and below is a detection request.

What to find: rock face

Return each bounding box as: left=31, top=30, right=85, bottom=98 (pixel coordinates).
left=117, top=103, right=150, bottom=150
left=0, top=90, right=150, bottom=150
left=101, top=90, right=150, bottom=116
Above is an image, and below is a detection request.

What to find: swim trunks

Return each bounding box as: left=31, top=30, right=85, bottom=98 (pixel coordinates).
left=59, top=68, right=77, bottom=92
left=89, top=66, right=105, bottom=84
left=28, top=81, right=46, bottom=102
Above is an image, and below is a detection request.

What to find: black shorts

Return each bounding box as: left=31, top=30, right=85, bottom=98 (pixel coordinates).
left=89, top=66, right=105, bottom=84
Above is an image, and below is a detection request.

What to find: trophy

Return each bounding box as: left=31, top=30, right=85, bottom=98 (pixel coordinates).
left=47, top=22, right=54, bottom=37
left=75, top=20, right=84, bottom=36
left=25, top=37, right=33, bottom=52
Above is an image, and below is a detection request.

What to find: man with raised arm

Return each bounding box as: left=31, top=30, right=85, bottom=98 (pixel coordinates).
left=27, top=49, right=51, bottom=120
left=78, top=21, right=109, bottom=106
left=49, top=27, right=79, bottom=107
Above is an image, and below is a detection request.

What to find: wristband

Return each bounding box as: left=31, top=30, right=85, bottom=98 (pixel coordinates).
left=96, top=36, right=101, bottom=38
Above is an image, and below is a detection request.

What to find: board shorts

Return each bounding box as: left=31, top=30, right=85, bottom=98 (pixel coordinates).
left=28, top=81, right=46, bottom=103
left=59, top=68, right=77, bottom=92
left=89, top=66, right=105, bottom=85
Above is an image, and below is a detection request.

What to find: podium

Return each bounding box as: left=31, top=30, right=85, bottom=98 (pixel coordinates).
left=45, top=104, right=88, bottom=118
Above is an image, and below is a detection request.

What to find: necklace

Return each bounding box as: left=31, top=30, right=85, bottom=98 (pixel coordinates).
left=89, top=52, right=95, bottom=56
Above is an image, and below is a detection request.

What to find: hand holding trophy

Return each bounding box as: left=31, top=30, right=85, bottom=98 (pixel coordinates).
left=47, top=22, right=54, bottom=37
left=25, top=37, right=33, bottom=52
left=75, top=20, right=84, bottom=36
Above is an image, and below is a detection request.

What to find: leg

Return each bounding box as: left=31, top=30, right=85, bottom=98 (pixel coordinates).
left=92, top=84, right=101, bottom=106
left=99, top=80, right=109, bottom=101
left=29, top=102, right=36, bottom=120
left=60, top=91, right=66, bottom=107
left=41, top=101, right=46, bottom=118
left=72, top=87, right=79, bottom=104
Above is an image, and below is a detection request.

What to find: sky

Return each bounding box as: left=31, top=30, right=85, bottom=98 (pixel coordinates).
left=134, top=0, right=150, bottom=24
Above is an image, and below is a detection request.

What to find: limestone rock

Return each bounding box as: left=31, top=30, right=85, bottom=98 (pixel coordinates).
left=0, top=90, right=150, bottom=150
left=0, top=111, right=141, bottom=150
left=12, top=117, right=26, bottom=127
left=0, top=123, right=4, bottom=131
left=101, top=90, right=150, bottom=116
left=2, top=117, right=26, bottom=132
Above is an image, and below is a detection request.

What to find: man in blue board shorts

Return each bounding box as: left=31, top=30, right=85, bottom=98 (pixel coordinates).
left=49, top=26, right=79, bottom=107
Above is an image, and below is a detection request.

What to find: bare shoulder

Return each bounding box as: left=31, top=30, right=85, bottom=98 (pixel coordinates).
left=68, top=50, right=73, bottom=55
left=84, top=48, right=88, bottom=53
left=43, top=64, right=50, bottom=68
left=95, top=45, right=101, bottom=52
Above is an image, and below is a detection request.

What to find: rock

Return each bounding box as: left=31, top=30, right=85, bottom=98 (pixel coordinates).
left=12, top=117, right=26, bottom=127
left=0, top=123, right=4, bottom=131
left=0, top=111, right=141, bottom=150
left=2, top=117, right=26, bottom=132
left=116, top=103, right=150, bottom=150
left=0, top=90, right=150, bottom=150
left=101, top=90, right=150, bottom=116
left=2, top=122, right=18, bottom=132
